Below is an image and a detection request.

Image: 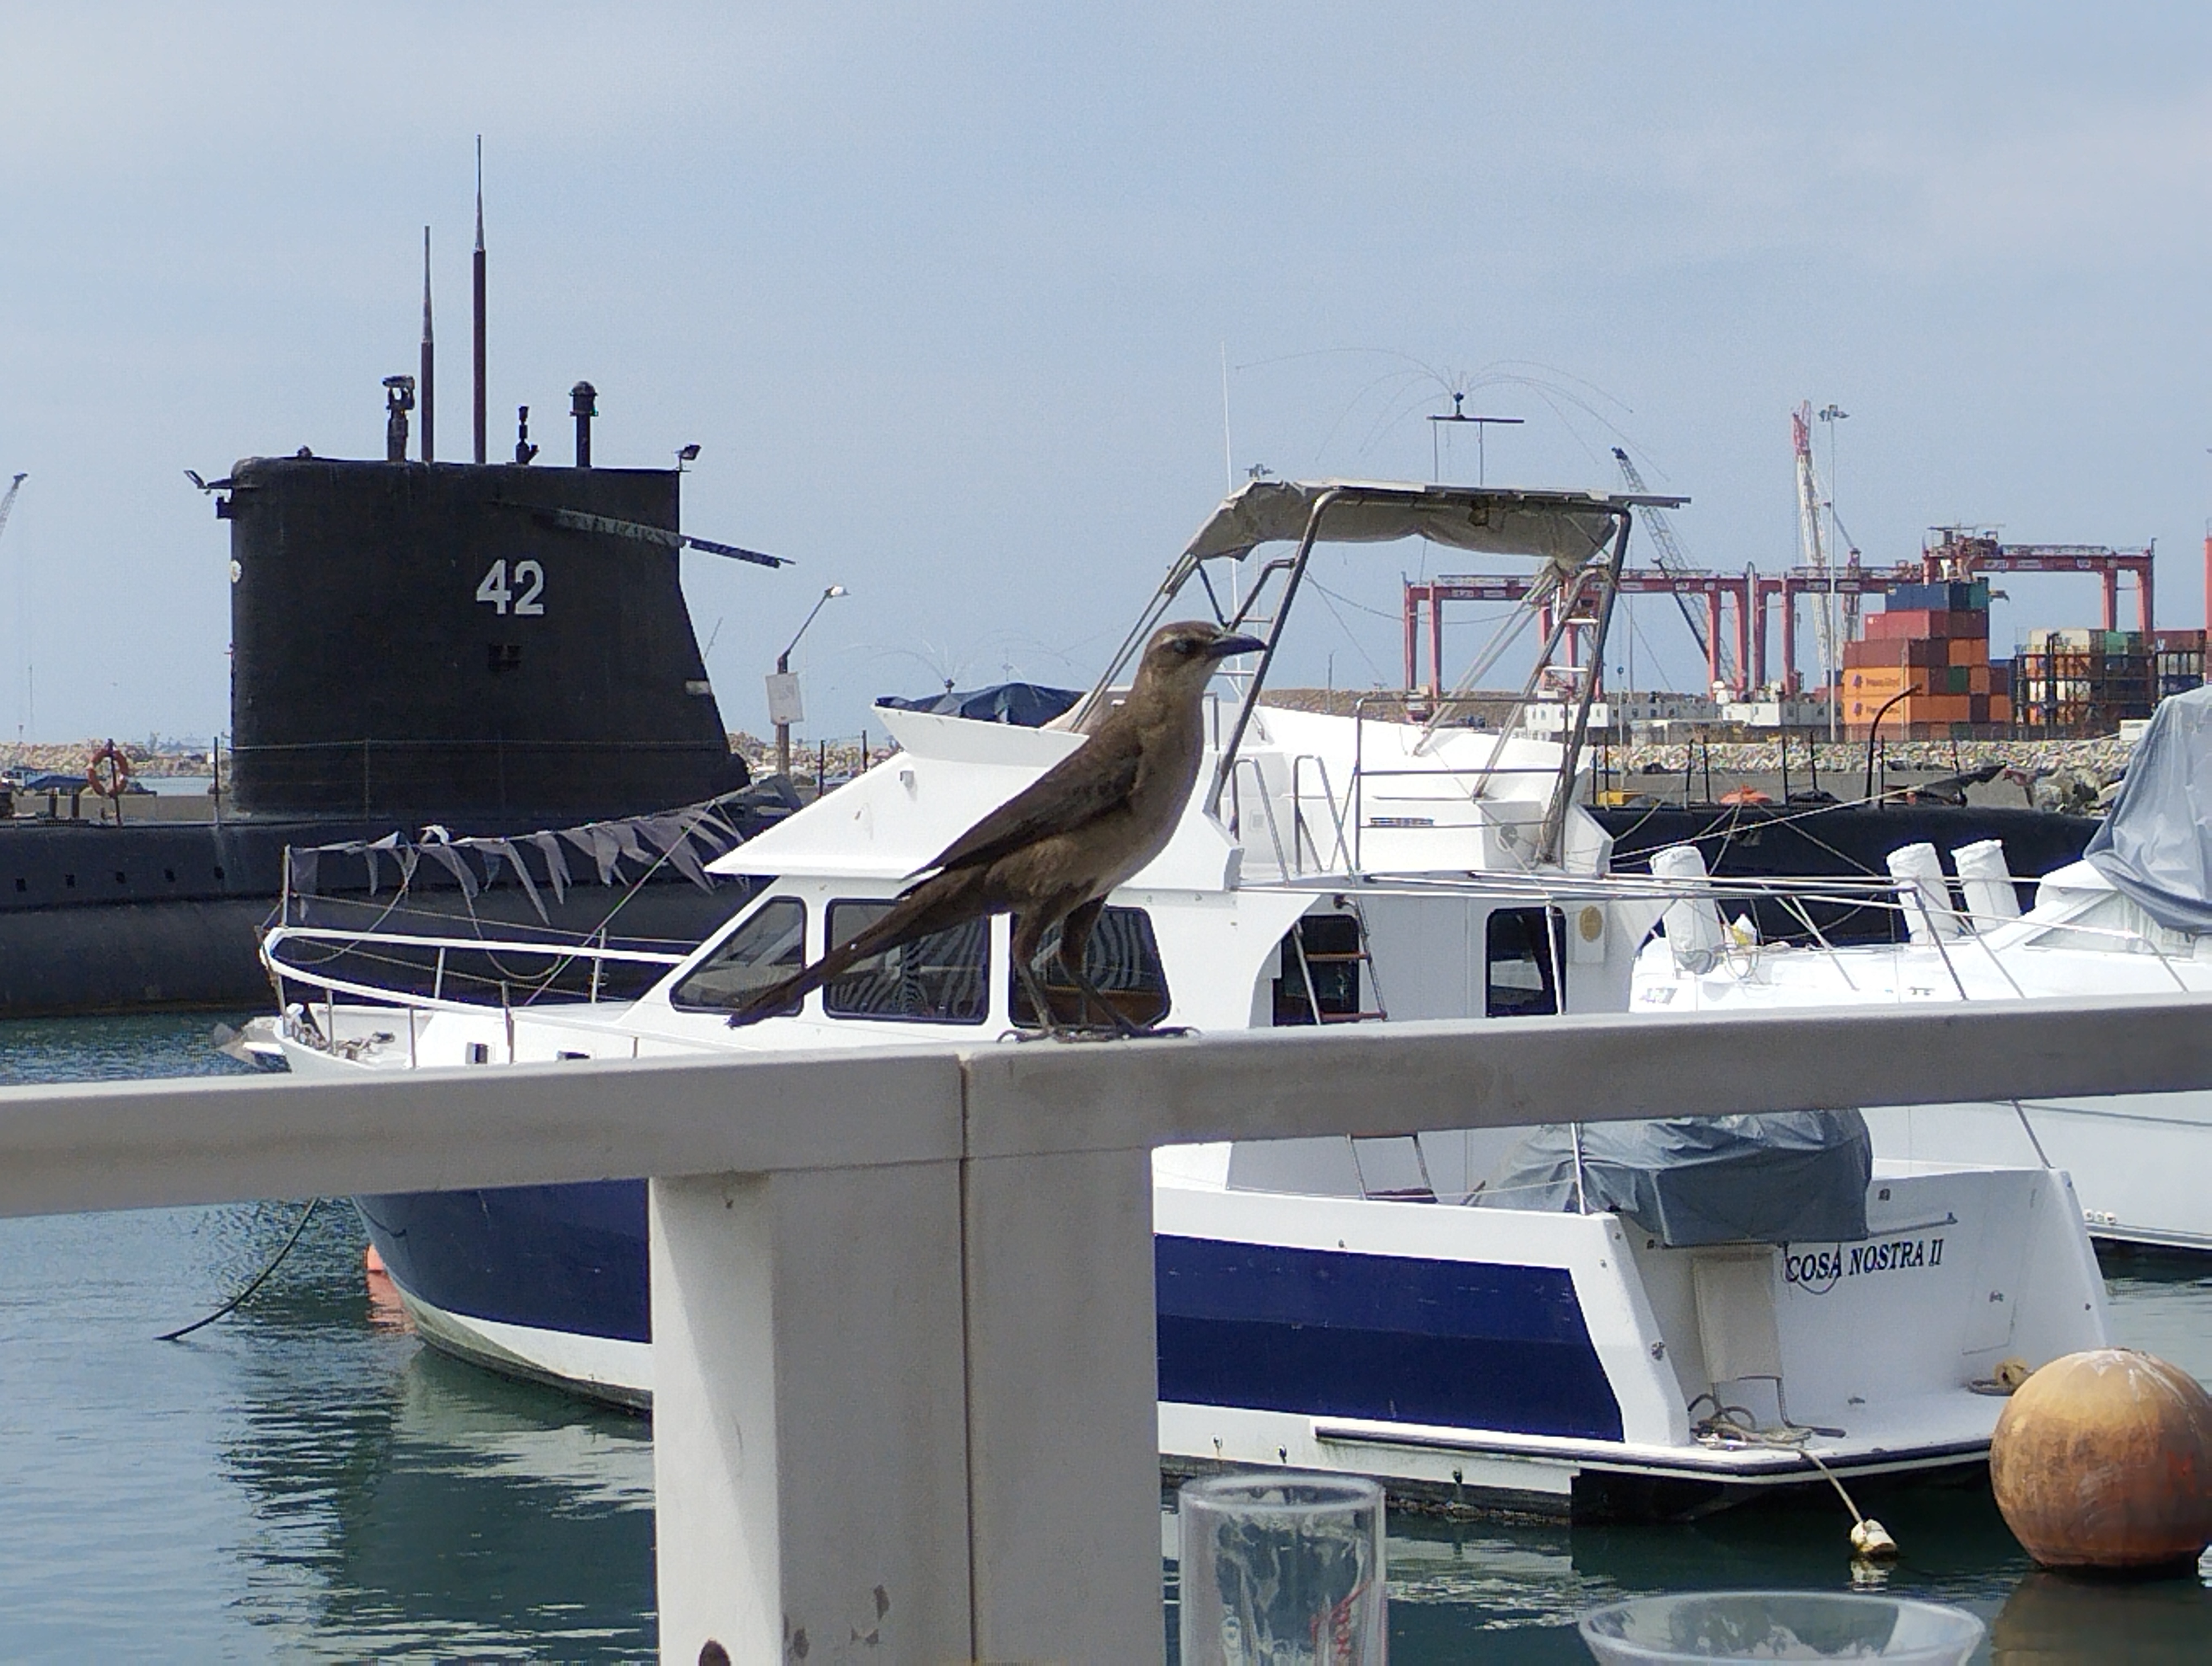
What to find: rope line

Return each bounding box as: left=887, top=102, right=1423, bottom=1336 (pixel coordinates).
left=158, top=1200, right=320, bottom=1343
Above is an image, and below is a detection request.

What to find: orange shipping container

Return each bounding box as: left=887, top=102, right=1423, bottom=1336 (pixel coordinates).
left=1967, top=666, right=1991, bottom=695
left=1947, top=637, right=1988, bottom=667
left=1857, top=694, right=1971, bottom=725
left=1906, top=694, right=1973, bottom=722
left=1990, top=694, right=2012, bottom=723
left=1842, top=666, right=1913, bottom=697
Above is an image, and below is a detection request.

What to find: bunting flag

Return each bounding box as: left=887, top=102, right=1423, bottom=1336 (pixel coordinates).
left=280, top=787, right=777, bottom=913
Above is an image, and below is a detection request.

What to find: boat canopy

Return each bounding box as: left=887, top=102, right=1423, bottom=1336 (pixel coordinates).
left=2086, top=682, right=2212, bottom=934
left=1474, top=1110, right=1874, bottom=1247
left=1178, top=479, right=1679, bottom=572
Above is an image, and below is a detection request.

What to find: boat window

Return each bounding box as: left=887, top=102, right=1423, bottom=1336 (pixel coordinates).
left=1486, top=906, right=1565, bottom=1017
left=1009, top=906, right=1171, bottom=1029
left=824, top=901, right=990, bottom=1024
left=1272, top=913, right=1367, bottom=1026
left=668, top=898, right=807, bottom=1012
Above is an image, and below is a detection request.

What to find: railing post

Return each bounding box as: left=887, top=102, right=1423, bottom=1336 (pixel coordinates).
left=961, top=1061, right=1165, bottom=1663
left=650, top=1160, right=974, bottom=1663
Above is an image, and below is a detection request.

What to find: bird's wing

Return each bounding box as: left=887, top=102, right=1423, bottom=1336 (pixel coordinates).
left=925, top=728, right=1143, bottom=874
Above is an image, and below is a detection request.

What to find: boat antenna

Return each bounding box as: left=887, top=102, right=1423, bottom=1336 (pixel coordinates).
left=473, top=136, right=487, bottom=465
left=1427, top=392, right=1521, bottom=486
left=419, top=226, right=434, bottom=462
left=1220, top=342, right=1234, bottom=491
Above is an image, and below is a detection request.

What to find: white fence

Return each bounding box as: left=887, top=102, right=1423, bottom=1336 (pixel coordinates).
left=0, top=995, right=2205, bottom=1663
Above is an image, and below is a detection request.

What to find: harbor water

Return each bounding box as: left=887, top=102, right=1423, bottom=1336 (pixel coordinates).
left=1, top=1016, right=2207, bottom=1661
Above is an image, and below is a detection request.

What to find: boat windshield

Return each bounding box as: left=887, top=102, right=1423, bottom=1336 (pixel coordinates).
left=668, top=897, right=806, bottom=1012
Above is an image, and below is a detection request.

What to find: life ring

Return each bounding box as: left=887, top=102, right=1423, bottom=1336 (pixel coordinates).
left=86, top=741, right=132, bottom=800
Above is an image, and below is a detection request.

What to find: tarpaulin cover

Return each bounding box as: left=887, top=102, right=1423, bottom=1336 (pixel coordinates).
left=1179, top=479, right=1642, bottom=571
left=2086, top=683, right=2212, bottom=934
left=1472, top=1110, right=1874, bottom=1247
left=876, top=682, right=1083, bottom=728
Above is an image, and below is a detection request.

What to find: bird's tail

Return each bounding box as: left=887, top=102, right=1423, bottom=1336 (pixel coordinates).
left=725, top=867, right=991, bottom=1027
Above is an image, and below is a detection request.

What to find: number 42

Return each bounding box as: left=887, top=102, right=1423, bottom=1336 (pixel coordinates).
left=475, top=559, right=545, bottom=617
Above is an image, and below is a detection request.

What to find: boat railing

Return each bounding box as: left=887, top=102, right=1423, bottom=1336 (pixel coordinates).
left=263, top=922, right=688, bottom=1026
left=1287, top=754, right=1353, bottom=874
left=1224, top=756, right=1292, bottom=876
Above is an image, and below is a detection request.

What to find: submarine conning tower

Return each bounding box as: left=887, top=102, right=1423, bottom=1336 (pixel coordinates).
left=224, top=456, right=749, bottom=823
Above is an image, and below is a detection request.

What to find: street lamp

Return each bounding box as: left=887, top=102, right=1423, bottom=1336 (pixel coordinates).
left=769, top=584, right=847, bottom=779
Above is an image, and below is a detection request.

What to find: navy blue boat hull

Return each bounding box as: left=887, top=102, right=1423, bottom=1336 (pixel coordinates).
left=355, top=1183, right=1622, bottom=1445
left=357, top=1182, right=652, bottom=1345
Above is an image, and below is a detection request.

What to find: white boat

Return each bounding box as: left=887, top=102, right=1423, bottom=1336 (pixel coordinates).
left=265, top=479, right=2110, bottom=1517
left=1633, top=684, right=2212, bottom=1252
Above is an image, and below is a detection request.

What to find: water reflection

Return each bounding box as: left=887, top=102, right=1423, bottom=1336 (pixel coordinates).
left=214, top=1212, right=655, bottom=1661
left=1990, top=1568, right=2212, bottom=1661
left=2099, top=1242, right=2212, bottom=1386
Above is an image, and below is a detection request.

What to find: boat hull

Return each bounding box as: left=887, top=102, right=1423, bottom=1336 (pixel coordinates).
left=355, top=1159, right=2101, bottom=1520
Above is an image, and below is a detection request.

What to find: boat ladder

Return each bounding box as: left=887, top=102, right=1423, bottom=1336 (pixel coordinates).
left=1285, top=899, right=1389, bottom=1026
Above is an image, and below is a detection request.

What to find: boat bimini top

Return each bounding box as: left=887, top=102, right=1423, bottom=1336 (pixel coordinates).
left=1073, top=479, right=1685, bottom=862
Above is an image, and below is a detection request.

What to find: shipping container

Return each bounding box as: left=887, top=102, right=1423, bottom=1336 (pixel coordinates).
left=1868, top=608, right=1951, bottom=640
left=1843, top=638, right=1950, bottom=669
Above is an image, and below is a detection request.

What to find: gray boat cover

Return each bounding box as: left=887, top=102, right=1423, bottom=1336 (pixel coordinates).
left=1472, top=1110, right=1873, bottom=1247
left=2085, top=683, right=2212, bottom=934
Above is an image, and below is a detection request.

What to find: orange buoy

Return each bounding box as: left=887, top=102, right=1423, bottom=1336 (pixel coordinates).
left=1716, top=784, right=1771, bottom=805
left=85, top=739, right=132, bottom=799
left=1990, top=1348, right=2212, bottom=1574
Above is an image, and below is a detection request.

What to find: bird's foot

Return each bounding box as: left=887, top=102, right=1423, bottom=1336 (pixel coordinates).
left=1043, top=1021, right=1198, bottom=1043
left=1045, top=1023, right=1132, bottom=1043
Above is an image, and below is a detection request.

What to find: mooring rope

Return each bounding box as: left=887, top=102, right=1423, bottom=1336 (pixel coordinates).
left=157, top=1199, right=320, bottom=1343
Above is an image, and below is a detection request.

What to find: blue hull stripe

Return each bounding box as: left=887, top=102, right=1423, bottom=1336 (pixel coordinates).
left=360, top=1188, right=1623, bottom=1442
left=1156, top=1235, right=1622, bottom=1440
left=357, top=1183, right=652, bottom=1344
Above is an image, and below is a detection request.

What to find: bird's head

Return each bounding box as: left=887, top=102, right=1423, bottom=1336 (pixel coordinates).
left=1134, top=620, right=1266, bottom=696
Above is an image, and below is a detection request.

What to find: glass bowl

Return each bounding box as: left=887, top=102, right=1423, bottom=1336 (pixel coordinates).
left=1579, top=1591, right=1985, bottom=1664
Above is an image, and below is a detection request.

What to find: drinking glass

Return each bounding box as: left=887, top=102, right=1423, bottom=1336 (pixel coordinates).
left=1177, top=1471, right=1385, bottom=1666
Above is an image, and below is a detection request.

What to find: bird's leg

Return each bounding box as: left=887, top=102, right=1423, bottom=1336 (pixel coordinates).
left=1010, top=914, right=1070, bottom=1038
left=1050, top=899, right=1136, bottom=1037
left=1012, top=958, right=1068, bottom=1040
left=1060, top=955, right=1143, bottom=1038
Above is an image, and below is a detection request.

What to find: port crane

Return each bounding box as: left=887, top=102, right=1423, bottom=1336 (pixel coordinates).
left=1611, top=448, right=1736, bottom=688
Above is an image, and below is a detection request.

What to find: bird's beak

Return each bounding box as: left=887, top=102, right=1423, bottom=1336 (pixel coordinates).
left=1206, top=633, right=1268, bottom=660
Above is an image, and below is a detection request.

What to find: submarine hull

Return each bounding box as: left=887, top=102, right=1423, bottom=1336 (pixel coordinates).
left=0, top=453, right=769, bottom=1018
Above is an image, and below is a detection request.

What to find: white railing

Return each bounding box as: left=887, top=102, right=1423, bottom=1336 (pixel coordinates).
left=0, top=996, right=2204, bottom=1663
left=263, top=924, right=687, bottom=1015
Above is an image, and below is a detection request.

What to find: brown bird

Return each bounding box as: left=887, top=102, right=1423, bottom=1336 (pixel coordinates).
left=726, top=619, right=1264, bottom=1033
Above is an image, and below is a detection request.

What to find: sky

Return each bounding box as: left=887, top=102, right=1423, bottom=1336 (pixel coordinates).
left=4, top=3, right=2210, bottom=747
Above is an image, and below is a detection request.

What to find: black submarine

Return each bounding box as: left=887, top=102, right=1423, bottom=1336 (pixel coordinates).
left=0, top=202, right=788, bottom=1017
